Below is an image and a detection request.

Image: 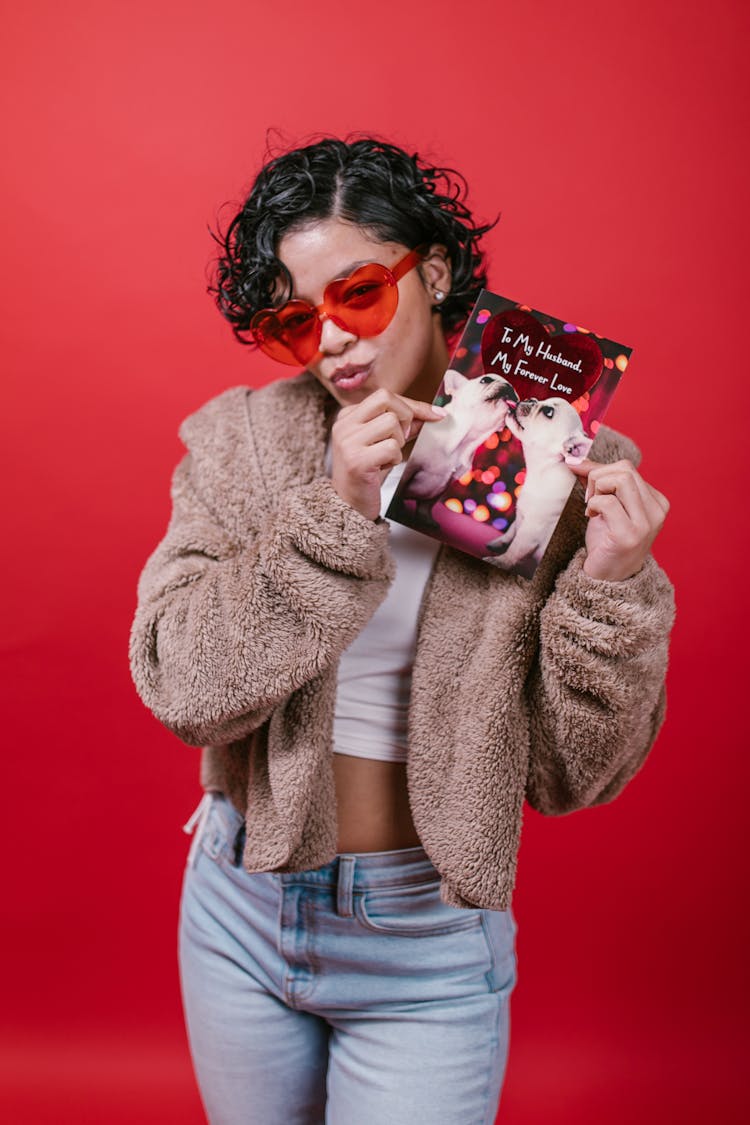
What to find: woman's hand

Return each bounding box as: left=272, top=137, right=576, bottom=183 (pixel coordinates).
left=567, top=458, right=670, bottom=582
left=330, top=388, right=446, bottom=521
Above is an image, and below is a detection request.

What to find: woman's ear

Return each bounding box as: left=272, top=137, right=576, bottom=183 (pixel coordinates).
left=419, top=244, right=452, bottom=302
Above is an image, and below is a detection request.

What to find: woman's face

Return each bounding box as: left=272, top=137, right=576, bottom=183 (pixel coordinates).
left=275, top=217, right=452, bottom=407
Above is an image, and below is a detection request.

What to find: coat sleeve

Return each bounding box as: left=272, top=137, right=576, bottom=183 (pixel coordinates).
left=524, top=545, right=676, bottom=815
left=128, top=449, right=394, bottom=747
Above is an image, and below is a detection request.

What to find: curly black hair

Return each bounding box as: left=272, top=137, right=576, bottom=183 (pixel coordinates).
left=209, top=133, right=497, bottom=348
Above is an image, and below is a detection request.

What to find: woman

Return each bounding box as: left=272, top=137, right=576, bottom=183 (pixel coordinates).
left=128, top=136, right=675, bottom=1124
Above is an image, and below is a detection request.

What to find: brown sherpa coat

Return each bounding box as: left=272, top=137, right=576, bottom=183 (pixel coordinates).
left=128, top=371, right=676, bottom=910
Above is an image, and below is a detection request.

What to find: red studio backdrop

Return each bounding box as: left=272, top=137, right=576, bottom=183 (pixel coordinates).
left=2, top=1, right=748, bottom=1122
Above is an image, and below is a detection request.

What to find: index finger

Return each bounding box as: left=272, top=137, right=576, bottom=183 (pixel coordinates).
left=395, top=395, right=448, bottom=421
left=350, top=390, right=446, bottom=427
left=566, top=457, right=602, bottom=476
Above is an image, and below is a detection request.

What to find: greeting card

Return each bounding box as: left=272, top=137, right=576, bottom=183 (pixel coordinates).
left=386, top=290, right=632, bottom=579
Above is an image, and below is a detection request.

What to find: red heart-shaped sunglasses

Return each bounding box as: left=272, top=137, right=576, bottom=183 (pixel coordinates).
left=250, top=247, right=425, bottom=366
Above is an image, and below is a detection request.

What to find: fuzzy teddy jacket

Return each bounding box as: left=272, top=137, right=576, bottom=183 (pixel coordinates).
left=128, top=371, right=676, bottom=911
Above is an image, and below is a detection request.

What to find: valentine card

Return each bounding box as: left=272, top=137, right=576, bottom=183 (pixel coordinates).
left=385, top=290, right=632, bottom=579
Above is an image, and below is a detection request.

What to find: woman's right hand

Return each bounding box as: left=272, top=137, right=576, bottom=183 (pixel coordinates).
left=330, top=388, right=447, bottom=521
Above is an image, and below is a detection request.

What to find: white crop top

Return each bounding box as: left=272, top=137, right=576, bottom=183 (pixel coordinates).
left=324, top=443, right=440, bottom=762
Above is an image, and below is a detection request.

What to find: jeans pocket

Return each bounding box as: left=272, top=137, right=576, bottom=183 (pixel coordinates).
left=356, top=880, right=484, bottom=937
left=182, top=791, right=244, bottom=870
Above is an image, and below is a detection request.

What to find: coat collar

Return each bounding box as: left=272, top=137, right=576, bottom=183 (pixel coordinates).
left=244, top=370, right=335, bottom=498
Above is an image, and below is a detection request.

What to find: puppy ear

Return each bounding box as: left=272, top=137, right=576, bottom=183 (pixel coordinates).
left=562, top=432, right=594, bottom=466
left=442, top=369, right=466, bottom=396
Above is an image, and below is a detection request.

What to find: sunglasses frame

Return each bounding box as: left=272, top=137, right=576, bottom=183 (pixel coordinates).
left=250, top=245, right=427, bottom=366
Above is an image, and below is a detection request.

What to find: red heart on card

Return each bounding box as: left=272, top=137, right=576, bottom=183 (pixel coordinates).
left=481, top=309, right=603, bottom=402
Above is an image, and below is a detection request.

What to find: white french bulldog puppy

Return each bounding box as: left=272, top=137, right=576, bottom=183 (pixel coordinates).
left=484, top=397, right=593, bottom=572
left=397, top=370, right=519, bottom=527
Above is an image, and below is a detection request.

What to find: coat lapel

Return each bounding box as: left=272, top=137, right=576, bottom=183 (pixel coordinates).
left=245, top=371, right=334, bottom=501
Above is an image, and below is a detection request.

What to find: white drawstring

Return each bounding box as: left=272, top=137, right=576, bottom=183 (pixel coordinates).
left=182, top=792, right=214, bottom=868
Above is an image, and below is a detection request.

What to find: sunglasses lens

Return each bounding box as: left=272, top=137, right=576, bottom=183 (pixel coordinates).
left=251, top=302, right=320, bottom=366
left=326, top=264, right=398, bottom=338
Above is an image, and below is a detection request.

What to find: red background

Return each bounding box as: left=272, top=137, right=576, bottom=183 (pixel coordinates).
left=3, top=1, right=748, bottom=1121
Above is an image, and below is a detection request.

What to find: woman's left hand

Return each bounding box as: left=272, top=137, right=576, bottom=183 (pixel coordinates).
left=567, top=458, right=670, bottom=582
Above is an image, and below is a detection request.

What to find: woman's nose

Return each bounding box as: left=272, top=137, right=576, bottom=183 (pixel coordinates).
left=319, top=313, right=357, bottom=354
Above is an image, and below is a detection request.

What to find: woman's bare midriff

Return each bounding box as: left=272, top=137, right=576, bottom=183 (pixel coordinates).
left=333, top=753, right=422, bottom=852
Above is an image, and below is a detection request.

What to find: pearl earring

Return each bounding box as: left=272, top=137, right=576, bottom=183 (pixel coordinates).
left=434, top=290, right=444, bottom=302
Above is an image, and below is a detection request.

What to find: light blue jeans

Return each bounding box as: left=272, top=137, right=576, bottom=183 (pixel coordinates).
left=178, top=791, right=518, bottom=1125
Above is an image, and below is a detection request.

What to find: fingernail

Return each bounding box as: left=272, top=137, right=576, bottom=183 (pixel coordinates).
left=431, top=405, right=448, bottom=417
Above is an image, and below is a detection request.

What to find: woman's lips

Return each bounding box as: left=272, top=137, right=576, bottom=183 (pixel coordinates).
left=329, top=363, right=372, bottom=392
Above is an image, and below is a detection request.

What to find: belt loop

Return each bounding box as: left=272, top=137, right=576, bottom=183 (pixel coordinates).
left=232, top=822, right=246, bottom=867
left=337, top=855, right=356, bottom=917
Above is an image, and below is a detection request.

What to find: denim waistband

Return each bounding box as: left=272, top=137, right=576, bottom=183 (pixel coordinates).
left=277, top=848, right=444, bottom=918
left=184, top=790, right=443, bottom=895
left=277, top=845, right=439, bottom=892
